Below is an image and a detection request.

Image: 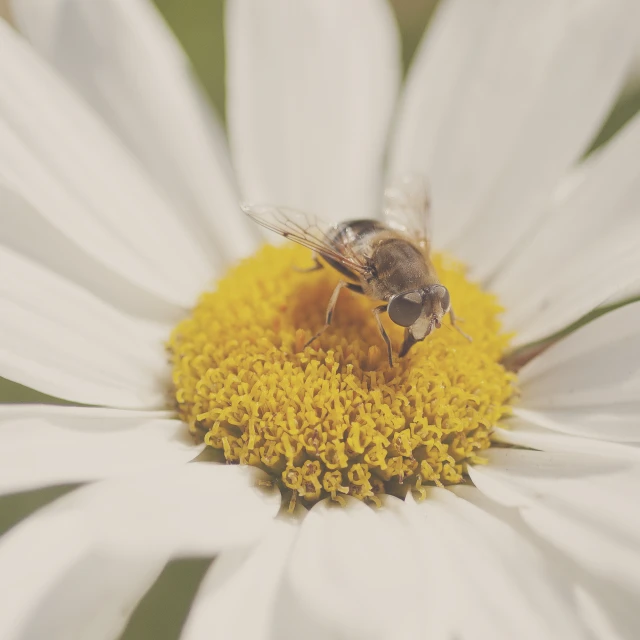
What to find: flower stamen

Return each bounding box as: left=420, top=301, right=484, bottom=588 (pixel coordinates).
left=169, top=245, right=515, bottom=505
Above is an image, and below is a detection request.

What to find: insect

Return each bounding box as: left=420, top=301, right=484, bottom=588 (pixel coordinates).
left=242, top=176, right=470, bottom=366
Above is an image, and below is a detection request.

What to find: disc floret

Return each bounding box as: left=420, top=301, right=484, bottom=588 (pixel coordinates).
left=169, top=245, right=515, bottom=505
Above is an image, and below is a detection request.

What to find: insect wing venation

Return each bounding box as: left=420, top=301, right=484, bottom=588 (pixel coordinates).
left=383, top=174, right=431, bottom=246
left=241, top=203, right=370, bottom=276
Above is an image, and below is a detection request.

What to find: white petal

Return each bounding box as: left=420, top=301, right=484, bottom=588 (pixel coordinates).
left=493, top=421, right=640, bottom=461
left=0, top=179, right=183, bottom=321
left=24, top=553, right=164, bottom=640
left=494, top=113, right=640, bottom=344
left=67, top=464, right=281, bottom=557
left=276, top=496, right=424, bottom=640
left=513, top=406, right=640, bottom=444
left=456, top=485, right=636, bottom=640
left=0, top=407, right=201, bottom=495
left=226, top=0, right=400, bottom=223
left=0, top=246, right=169, bottom=408
left=1, top=466, right=280, bottom=639
left=517, top=302, right=640, bottom=442
left=403, top=488, right=586, bottom=640
left=0, top=504, right=167, bottom=640
left=277, top=491, right=584, bottom=640
left=181, top=517, right=299, bottom=640
left=0, top=20, right=212, bottom=309
left=0, top=403, right=173, bottom=422
left=390, top=0, right=639, bottom=279
left=470, top=449, right=640, bottom=597
left=11, top=0, right=259, bottom=266
left=574, top=587, right=625, bottom=640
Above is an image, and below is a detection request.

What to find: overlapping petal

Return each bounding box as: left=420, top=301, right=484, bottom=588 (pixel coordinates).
left=181, top=518, right=299, bottom=640
left=402, top=488, right=586, bottom=640
left=274, top=497, right=422, bottom=639
left=391, top=0, right=640, bottom=282
left=494, top=114, right=640, bottom=345
left=271, top=492, right=585, bottom=639
left=0, top=405, right=202, bottom=495
left=11, top=0, right=259, bottom=267
left=0, top=178, right=183, bottom=321
left=515, top=302, right=640, bottom=442
left=0, top=504, right=168, bottom=640
left=456, top=485, right=636, bottom=640
left=0, top=246, right=169, bottom=408
left=69, top=464, right=281, bottom=558
left=0, top=20, right=212, bottom=314
left=470, top=450, right=640, bottom=600
left=0, top=464, right=281, bottom=639
left=494, top=422, right=640, bottom=461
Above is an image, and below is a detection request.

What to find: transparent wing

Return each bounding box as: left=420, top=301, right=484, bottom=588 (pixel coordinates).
left=383, top=174, right=431, bottom=244
left=242, top=203, right=371, bottom=276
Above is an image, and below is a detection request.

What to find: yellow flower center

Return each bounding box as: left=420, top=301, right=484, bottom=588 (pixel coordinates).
left=169, top=244, right=515, bottom=506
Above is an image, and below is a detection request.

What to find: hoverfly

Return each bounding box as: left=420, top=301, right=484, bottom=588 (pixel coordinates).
left=242, top=176, right=470, bottom=366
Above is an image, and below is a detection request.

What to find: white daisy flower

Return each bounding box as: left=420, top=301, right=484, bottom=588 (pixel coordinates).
left=1, top=0, right=640, bottom=639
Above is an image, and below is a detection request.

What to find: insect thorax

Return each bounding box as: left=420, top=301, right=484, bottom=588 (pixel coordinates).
left=368, top=237, right=434, bottom=300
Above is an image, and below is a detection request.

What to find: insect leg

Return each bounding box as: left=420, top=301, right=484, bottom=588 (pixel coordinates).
left=373, top=304, right=394, bottom=367
left=345, top=283, right=364, bottom=295
left=293, top=252, right=324, bottom=273
left=304, top=280, right=348, bottom=349
left=449, top=307, right=472, bottom=342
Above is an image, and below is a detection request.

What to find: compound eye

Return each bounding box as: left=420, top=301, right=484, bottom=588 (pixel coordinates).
left=438, top=286, right=451, bottom=313
left=388, top=291, right=423, bottom=327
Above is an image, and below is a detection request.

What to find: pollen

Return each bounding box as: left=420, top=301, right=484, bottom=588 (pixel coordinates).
left=168, top=244, right=515, bottom=506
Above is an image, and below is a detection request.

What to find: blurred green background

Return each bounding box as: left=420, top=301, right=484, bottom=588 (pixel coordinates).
left=1, top=0, right=640, bottom=638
